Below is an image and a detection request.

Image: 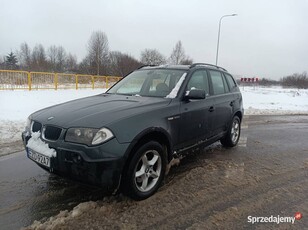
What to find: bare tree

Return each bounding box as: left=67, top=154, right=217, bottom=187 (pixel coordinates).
left=17, top=42, right=32, bottom=70
left=56, top=46, right=66, bottom=72
left=180, top=56, right=194, bottom=65
left=140, top=49, right=166, bottom=65
left=87, top=31, right=109, bottom=75
left=47, top=45, right=57, bottom=71
left=169, top=40, right=186, bottom=65
left=66, top=53, right=78, bottom=73
left=78, top=55, right=92, bottom=74
left=0, top=56, right=5, bottom=69
left=109, top=51, right=142, bottom=77
left=47, top=45, right=67, bottom=72
left=31, top=44, right=47, bottom=71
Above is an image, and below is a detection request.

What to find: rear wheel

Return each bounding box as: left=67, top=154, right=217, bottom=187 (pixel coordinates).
left=220, top=116, right=241, bottom=147
left=123, top=141, right=166, bottom=200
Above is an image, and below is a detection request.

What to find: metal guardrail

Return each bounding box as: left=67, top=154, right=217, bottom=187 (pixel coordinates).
left=0, top=70, right=122, bottom=90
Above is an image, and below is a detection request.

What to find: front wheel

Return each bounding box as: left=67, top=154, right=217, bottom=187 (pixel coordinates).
left=123, top=141, right=166, bottom=200
left=220, top=116, right=241, bottom=147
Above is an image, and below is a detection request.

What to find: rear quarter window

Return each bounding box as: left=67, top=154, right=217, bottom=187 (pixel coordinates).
left=225, top=73, right=237, bottom=89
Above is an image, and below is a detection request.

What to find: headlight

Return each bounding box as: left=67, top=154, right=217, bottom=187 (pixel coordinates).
left=92, top=128, right=114, bottom=145
left=65, top=127, right=114, bottom=146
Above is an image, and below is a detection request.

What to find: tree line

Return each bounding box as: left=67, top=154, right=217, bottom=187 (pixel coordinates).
left=0, top=31, right=193, bottom=77
left=237, top=73, right=308, bottom=89
left=281, top=72, right=308, bottom=89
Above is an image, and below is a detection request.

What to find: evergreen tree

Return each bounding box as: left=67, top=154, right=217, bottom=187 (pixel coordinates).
left=5, top=52, right=18, bottom=70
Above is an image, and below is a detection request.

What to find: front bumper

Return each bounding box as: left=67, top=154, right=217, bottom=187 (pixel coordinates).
left=22, top=131, right=129, bottom=191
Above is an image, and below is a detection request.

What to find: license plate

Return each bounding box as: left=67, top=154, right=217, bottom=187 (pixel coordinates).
left=28, top=148, right=50, bottom=168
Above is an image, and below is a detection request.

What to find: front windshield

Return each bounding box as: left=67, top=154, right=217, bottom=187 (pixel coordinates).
left=107, top=69, right=187, bottom=98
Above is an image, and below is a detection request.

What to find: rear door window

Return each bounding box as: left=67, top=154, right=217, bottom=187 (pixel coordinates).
left=209, top=70, right=227, bottom=95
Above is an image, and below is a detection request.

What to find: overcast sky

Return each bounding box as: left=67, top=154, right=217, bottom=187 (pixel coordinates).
left=1, top=0, right=307, bottom=79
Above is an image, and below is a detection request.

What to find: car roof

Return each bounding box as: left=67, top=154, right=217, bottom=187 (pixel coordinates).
left=139, top=63, right=228, bottom=72
left=140, top=65, right=190, bottom=70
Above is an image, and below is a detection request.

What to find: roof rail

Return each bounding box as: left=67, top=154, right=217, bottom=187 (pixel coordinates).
left=137, top=65, right=157, bottom=69
left=190, top=63, right=227, bottom=72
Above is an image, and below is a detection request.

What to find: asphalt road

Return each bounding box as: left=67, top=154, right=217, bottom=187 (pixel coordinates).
left=0, top=115, right=308, bottom=229
left=0, top=148, right=109, bottom=229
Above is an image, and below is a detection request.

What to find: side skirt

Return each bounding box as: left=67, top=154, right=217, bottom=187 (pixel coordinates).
left=173, top=132, right=226, bottom=159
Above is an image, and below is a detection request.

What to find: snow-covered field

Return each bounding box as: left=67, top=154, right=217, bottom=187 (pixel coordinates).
left=0, top=86, right=307, bottom=155
left=241, top=86, right=308, bottom=115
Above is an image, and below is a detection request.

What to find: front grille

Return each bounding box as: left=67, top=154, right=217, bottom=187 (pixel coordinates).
left=43, top=126, right=62, bottom=141
left=32, top=121, right=42, bottom=132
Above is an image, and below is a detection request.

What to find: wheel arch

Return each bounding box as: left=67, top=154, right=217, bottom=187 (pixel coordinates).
left=233, top=110, right=243, bottom=121
left=225, top=110, right=243, bottom=132
left=122, top=128, right=172, bottom=175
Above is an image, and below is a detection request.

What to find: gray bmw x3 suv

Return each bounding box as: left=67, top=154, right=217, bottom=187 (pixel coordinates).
left=22, top=63, right=243, bottom=200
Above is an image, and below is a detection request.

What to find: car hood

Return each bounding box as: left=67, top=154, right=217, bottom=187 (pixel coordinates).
left=30, top=94, right=171, bottom=128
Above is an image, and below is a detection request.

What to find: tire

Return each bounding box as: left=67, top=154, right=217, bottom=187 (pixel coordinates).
left=123, top=141, right=167, bottom=200
left=220, top=116, right=241, bottom=147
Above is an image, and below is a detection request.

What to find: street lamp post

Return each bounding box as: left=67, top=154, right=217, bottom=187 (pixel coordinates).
left=215, top=14, right=237, bottom=65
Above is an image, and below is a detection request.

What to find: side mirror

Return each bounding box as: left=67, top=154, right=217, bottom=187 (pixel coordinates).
left=185, top=89, right=206, bottom=100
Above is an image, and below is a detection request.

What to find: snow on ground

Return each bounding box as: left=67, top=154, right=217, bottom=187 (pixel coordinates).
left=241, top=86, right=308, bottom=115
left=0, top=86, right=307, bottom=155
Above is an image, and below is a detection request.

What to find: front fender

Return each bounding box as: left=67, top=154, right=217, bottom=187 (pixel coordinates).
left=123, top=127, right=173, bottom=159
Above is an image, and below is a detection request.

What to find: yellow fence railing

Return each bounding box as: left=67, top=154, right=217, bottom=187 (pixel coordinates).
left=0, top=70, right=122, bottom=90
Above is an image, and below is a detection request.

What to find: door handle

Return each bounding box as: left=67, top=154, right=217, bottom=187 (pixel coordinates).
left=209, top=106, right=215, bottom=112
left=230, top=101, right=234, bottom=106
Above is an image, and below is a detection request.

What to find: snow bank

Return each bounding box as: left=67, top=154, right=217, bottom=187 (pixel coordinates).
left=26, top=132, right=56, bottom=157
left=0, top=120, right=25, bottom=144
left=26, top=201, right=98, bottom=230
